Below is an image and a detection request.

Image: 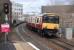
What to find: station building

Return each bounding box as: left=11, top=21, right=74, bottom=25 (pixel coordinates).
left=11, top=1, right=23, bottom=23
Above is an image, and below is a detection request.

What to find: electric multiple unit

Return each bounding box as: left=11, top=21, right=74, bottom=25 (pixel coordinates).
left=26, top=13, right=59, bottom=36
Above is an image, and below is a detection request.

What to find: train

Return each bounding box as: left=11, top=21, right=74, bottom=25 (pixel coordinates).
left=26, top=13, right=59, bottom=37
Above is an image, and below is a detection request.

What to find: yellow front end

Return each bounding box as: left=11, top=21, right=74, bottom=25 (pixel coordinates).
left=42, top=23, right=59, bottom=30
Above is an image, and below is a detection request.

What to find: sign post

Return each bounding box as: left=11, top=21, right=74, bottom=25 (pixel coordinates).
left=3, top=3, right=10, bottom=43
left=5, top=14, right=9, bottom=43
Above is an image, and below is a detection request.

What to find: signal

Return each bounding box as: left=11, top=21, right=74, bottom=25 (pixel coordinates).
left=3, top=3, right=9, bottom=14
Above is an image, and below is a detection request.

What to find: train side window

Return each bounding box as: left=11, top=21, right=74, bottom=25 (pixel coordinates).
left=31, top=17, right=32, bottom=22
left=40, top=18, right=42, bottom=23
left=35, top=18, right=36, bottom=23
left=37, top=18, right=39, bottom=23
left=32, top=18, right=34, bottom=23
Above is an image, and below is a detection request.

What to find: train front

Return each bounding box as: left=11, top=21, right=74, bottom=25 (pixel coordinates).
left=42, top=14, right=59, bottom=36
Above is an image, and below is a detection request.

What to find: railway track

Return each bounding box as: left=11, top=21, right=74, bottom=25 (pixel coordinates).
left=43, top=35, right=74, bottom=50
left=49, top=39, right=74, bottom=50
left=17, top=24, right=50, bottom=50
left=55, top=38, right=74, bottom=47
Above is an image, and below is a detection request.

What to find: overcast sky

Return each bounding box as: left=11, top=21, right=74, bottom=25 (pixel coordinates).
left=10, top=0, right=71, bottom=13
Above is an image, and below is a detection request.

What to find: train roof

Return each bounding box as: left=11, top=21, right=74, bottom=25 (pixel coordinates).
left=42, top=13, right=58, bottom=16
left=29, top=13, right=59, bottom=17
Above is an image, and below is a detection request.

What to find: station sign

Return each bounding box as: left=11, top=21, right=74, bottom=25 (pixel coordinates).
left=1, top=24, right=10, bottom=32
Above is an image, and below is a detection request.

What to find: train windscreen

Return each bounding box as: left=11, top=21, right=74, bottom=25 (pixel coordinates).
left=43, top=15, right=59, bottom=23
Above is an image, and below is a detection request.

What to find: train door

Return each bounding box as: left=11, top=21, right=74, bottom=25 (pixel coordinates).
left=34, top=17, right=37, bottom=27
left=36, top=17, right=41, bottom=24
left=35, top=17, right=42, bottom=29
